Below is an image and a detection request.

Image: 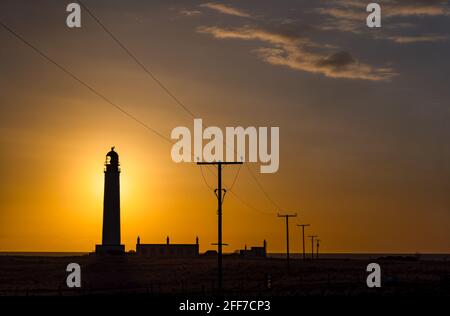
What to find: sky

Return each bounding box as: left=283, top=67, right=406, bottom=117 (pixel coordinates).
left=0, top=0, right=449, bottom=253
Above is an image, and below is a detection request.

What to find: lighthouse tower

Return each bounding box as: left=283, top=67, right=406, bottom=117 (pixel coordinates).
left=95, top=147, right=125, bottom=255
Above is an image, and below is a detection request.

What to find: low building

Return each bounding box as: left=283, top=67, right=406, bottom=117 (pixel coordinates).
left=136, top=236, right=199, bottom=258
left=239, top=240, right=267, bottom=258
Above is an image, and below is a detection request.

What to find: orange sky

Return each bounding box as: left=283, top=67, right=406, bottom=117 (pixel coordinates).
left=0, top=0, right=449, bottom=253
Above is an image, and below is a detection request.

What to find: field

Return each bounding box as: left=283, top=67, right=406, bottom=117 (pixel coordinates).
left=0, top=255, right=449, bottom=296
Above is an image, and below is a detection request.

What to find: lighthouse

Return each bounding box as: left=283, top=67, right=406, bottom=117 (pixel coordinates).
left=95, top=147, right=125, bottom=254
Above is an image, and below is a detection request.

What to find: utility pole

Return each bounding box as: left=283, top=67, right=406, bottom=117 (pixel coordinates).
left=308, top=235, right=318, bottom=260
left=197, top=161, right=242, bottom=292
left=297, top=224, right=310, bottom=261
left=316, top=239, right=320, bottom=259
left=278, top=213, right=297, bottom=269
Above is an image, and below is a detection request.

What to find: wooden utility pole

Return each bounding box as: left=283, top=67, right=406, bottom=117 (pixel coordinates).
left=308, top=235, right=318, bottom=259
left=316, top=239, right=320, bottom=259
left=197, top=161, right=242, bottom=291
left=297, top=224, right=310, bottom=260
left=278, top=213, right=297, bottom=269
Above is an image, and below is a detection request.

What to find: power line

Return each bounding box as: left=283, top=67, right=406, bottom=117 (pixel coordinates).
left=225, top=163, right=242, bottom=191
left=77, top=0, right=196, bottom=119
left=199, top=165, right=214, bottom=191
left=202, top=162, right=273, bottom=216
left=76, top=1, right=283, bottom=213
left=201, top=160, right=274, bottom=216
left=0, top=20, right=172, bottom=145
left=228, top=191, right=274, bottom=216
left=246, top=165, right=281, bottom=210
left=0, top=17, right=278, bottom=217
left=0, top=19, right=224, bottom=202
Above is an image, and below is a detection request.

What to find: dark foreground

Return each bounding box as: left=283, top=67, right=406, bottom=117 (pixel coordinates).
left=0, top=255, right=449, bottom=296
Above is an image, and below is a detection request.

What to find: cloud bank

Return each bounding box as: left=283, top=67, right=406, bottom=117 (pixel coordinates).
left=198, top=26, right=396, bottom=81
left=189, top=1, right=449, bottom=80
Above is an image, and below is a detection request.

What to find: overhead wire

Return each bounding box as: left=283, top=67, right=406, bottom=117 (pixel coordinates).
left=1, top=7, right=281, bottom=215
left=78, top=1, right=282, bottom=213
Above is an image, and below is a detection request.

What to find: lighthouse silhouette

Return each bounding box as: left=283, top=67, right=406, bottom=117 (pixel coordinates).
left=96, top=147, right=125, bottom=254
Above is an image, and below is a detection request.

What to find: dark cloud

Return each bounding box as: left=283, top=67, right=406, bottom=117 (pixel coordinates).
left=316, top=52, right=355, bottom=68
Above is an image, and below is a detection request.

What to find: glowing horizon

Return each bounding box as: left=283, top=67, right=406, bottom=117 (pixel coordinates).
left=1, top=0, right=449, bottom=254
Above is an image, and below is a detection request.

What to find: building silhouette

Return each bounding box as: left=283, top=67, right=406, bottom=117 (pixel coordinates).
left=136, top=236, right=199, bottom=258
left=96, top=147, right=125, bottom=254
left=239, top=240, right=267, bottom=258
